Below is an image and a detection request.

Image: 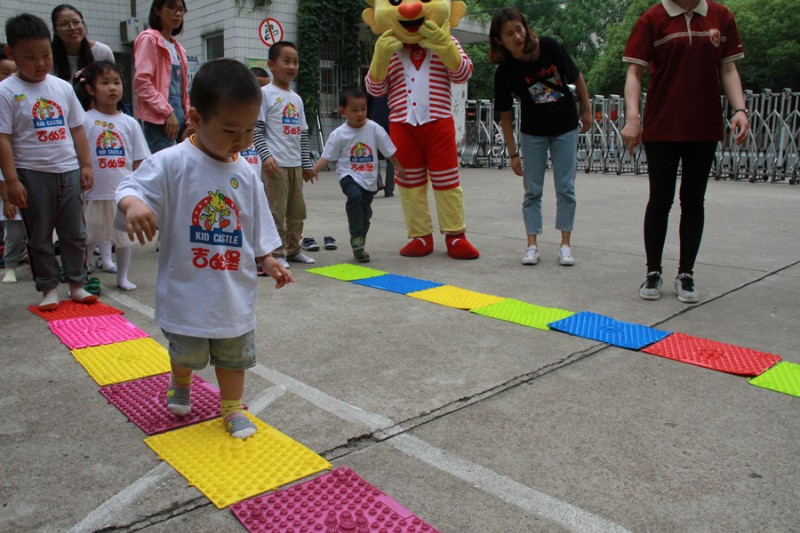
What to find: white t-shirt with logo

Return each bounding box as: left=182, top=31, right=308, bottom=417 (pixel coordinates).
left=239, top=144, right=261, bottom=175
left=321, top=119, right=397, bottom=192
left=0, top=74, right=86, bottom=173
left=258, top=84, right=307, bottom=167
left=115, top=139, right=281, bottom=338
left=84, top=109, right=150, bottom=201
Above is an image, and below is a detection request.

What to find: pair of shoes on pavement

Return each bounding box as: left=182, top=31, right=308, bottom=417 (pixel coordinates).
left=639, top=271, right=699, bottom=303
left=300, top=236, right=338, bottom=251
left=521, top=245, right=575, bottom=266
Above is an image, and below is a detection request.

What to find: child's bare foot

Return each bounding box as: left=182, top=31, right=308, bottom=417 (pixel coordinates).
left=39, top=288, right=60, bottom=311
left=69, top=284, right=98, bottom=304
left=117, top=278, right=137, bottom=291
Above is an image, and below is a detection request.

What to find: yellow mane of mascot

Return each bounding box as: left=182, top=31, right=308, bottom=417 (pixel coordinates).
left=362, top=0, right=479, bottom=260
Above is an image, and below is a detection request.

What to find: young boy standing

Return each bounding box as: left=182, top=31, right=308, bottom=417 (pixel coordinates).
left=312, top=87, right=405, bottom=262
left=0, top=14, right=96, bottom=310
left=252, top=41, right=315, bottom=268
left=117, top=59, right=293, bottom=439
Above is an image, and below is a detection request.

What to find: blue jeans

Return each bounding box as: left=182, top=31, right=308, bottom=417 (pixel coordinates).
left=520, top=128, right=578, bottom=236
left=340, top=175, right=374, bottom=240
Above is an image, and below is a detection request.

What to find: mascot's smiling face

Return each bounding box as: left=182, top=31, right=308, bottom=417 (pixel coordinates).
left=363, top=0, right=468, bottom=44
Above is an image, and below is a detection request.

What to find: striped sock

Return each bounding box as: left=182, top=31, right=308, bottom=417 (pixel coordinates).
left=221, top=399, right=256, bottom=439
left=166, top=374, right=192, bottom=416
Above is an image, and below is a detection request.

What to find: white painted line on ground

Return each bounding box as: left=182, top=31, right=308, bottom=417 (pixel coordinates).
left=67, top=463, right=172, bottom=533
left=105, top=288, right=156, bottom=320
left=392, top=434, right=632, bottom=533
left=91, top=293, right=630, bottom=533
left=246, top=384, right=287, bottom=415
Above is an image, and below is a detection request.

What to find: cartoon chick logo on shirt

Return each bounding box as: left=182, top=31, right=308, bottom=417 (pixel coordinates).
left=32, top=98, right=65, bottom=128
left=190, top=190, right=243, bottom=246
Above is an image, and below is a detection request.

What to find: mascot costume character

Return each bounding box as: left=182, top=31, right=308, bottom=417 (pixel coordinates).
left=363, top=0, right=479, bottom=259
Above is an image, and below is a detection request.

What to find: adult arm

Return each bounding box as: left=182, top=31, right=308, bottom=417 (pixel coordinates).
left=621, top=63, right=645, bottom=154
left=133, top=33, right=173, bottom=122
left=574, top=72, right=592, bottom=133
left=720, top=61, right=750, bottom=145
left=499, top=110, right=522, bottom=177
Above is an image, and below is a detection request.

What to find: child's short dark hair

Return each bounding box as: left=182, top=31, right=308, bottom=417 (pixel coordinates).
left=249, top=67, right=269, bottom=78
left=5, top=14, right=51, bottom=47
left=190, top=59, right=262, bottom=118
left=74, top=60, right=125, bottom=111
left=339, top=87, right=367, bottom=108
left=268, top=41, right=296, bottom=62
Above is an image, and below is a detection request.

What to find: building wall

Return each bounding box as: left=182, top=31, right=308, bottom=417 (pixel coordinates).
left=2, top=0, right=470, bottom=145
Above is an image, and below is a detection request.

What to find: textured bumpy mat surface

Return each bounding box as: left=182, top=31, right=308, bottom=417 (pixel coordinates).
left=50, top=314, right=149, bottom=349
left=748, top=361, right=800, bottom=398
left=547, top=311, right=671, bottom=350
left=643, top=332, right=782, bottom=376
left=352, top=273, right=444, bottom=295
left=144, top=412, right=331, bottom=509
left=408, top=285, right=506, bottom=310
left=230, top=466, right=440, bottom=533
left=471, top=298, right=574, bottom=330
left=71, top=337, right=171, bottom=386
left=28, top=300, right=124, bottom=321
left=306, top=263, right=387, bottom=281
left=100, top=373, right=246, bottom=434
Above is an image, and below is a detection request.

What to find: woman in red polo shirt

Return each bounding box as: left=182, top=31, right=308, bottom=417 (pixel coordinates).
left=621, top=0, right=749, bottom=304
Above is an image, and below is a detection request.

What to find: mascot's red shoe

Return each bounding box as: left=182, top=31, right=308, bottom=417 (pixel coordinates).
left=445, top=233, right=480, bottom=259
left=400, top=235, right=434, bottom=257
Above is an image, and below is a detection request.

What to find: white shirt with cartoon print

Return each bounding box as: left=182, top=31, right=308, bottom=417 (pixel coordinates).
left=84, top=109, right=150, bottom=201
left=115, top=139, right=281, bottom=338
left=321, top=119, right=397, bottom=192
left=257, top=84, right=307, bottom=167
left=0, top=74, right=86, bottom=172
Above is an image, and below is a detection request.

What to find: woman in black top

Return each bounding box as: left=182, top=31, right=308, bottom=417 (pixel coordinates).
left=490, top=7, right=591, bottom=266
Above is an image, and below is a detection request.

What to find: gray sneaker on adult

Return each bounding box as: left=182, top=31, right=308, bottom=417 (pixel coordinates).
left=674, top=273, right=699, bottom=303
left=639, top=271, right=663, bottom=300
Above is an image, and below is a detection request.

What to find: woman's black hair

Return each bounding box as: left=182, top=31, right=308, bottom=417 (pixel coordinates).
left=488, top=7, right=537, bottom=65
left=51, top=4, right=94, bottom=82
left=148, top=0, right=187, bottom=36
left=73, top=60, right=124, bottom=111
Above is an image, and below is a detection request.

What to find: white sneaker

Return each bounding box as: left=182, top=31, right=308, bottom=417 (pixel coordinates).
left=558, top=246, right=575, bottom=266
left=276, top=256, right=290, bottom=269
left=674, top=273, right=699, bottom=303
left=2, top=268, right=17, bottom=283
left=521, top=246, right=540, bottom=265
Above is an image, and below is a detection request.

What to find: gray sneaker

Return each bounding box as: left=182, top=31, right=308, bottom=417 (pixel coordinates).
left=286, top=252, right=316, bottom=264
left=639, top=271, right=662, bottom=300
left=275, top=256, right=290, bottom=269
left=522, top=246, right=540, bottom=265
left=674, top=273, right=699, bottom=303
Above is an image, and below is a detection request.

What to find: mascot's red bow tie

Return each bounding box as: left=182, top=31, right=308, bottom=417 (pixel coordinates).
left=403, top=43, right=427, bottom=70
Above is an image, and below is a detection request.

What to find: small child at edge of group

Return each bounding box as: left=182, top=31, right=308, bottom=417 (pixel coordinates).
left=311, top=87, right=405, bottom=262
left=1, top=50, right=25, bottom=284
left=75, top=60, right=150, bottom=290
left=116, top=58, right=293, bottom=439
left=0, top=14, right=96, bottom=310
left=252, top=41, right=316, bottom=268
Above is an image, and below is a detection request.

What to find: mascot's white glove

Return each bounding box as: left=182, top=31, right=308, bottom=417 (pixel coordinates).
left=418, top=21, right=461, bottom=71
left=369, top=29, right=403, bottom=82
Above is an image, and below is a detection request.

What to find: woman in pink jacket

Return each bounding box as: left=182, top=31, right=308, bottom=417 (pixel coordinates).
left=134, top=0, right=189, bottom=153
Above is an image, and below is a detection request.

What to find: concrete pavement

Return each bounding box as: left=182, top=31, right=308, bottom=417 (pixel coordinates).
left=1, top=167, right=798, bottom=532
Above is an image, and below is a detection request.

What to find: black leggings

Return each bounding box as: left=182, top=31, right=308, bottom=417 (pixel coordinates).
left=643, top=141, right=717, bottom=275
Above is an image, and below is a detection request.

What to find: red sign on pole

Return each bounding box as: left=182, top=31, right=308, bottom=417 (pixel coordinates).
left=259, top=18, right=283, bottom=47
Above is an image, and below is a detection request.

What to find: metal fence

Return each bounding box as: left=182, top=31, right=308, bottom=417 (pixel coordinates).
left=460, top=89, right=800, bottom=184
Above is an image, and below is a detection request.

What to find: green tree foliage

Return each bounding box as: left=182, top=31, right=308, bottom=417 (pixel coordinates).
left=468, top=0, right=799, bottom=98
left=725, top=0, right=800, bottom=90
left=296, top=0, right=362, bottom=123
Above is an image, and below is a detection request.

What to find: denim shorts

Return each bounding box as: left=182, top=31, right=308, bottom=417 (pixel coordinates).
left=161, top=329, right=256, bottom=371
